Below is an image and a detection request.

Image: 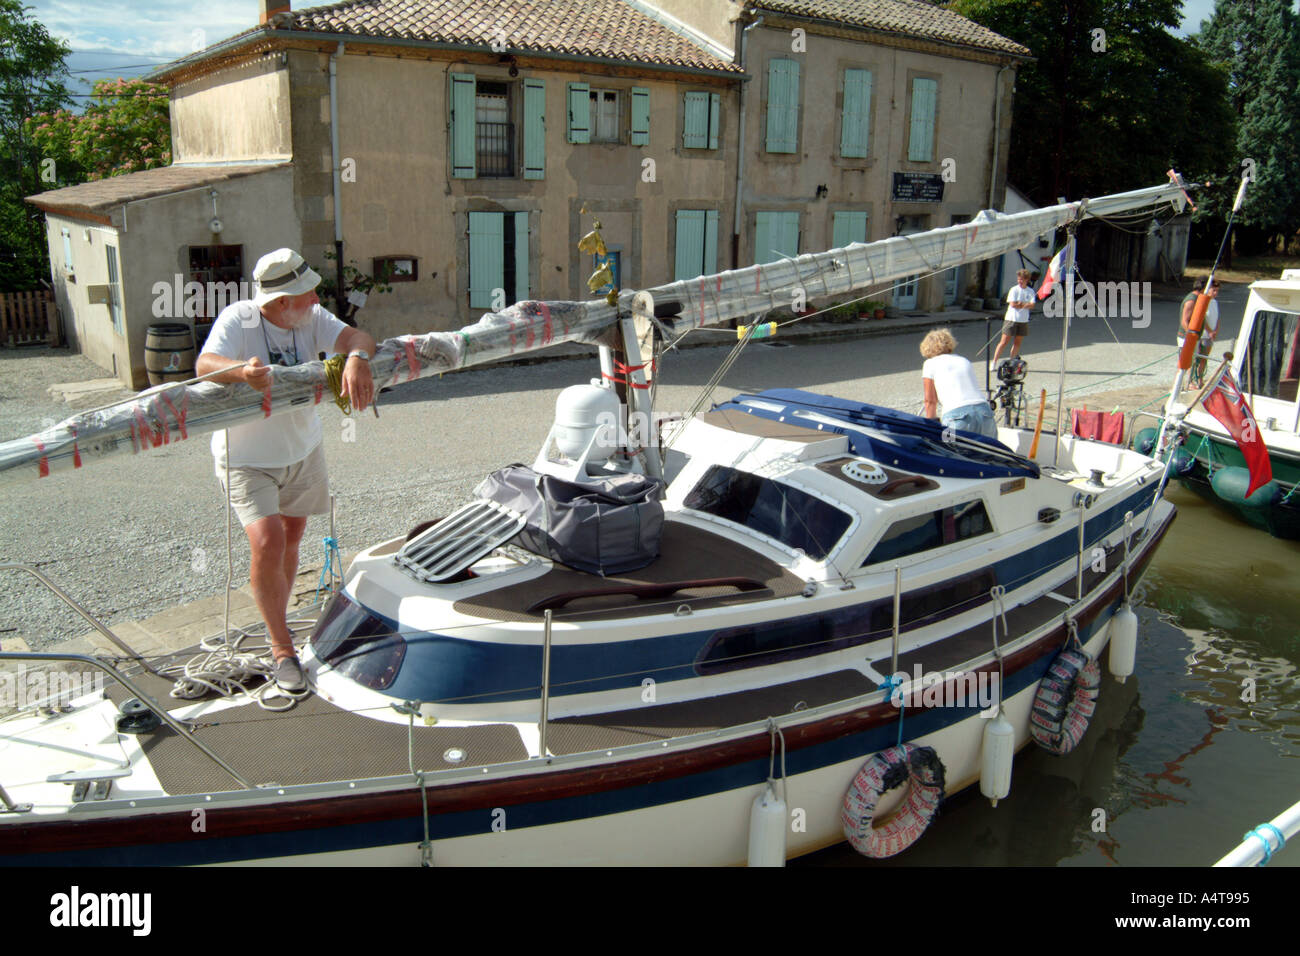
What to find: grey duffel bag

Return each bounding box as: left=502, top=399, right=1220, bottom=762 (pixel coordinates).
left=474, top=464, right=665, bottom=575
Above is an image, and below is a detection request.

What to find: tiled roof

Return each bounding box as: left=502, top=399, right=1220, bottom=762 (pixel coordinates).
left=26, top=164, right=289, bottom=216
left=749, top=0, right=1032, bottom=57
left=281, top=0, right=742, bottom=73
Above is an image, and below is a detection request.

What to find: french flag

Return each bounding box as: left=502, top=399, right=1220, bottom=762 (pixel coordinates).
left=1037, top=242, right=1070, bottom=300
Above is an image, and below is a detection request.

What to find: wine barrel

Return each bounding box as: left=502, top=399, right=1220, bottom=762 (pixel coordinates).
left=145, top=323, right=196, bottom=386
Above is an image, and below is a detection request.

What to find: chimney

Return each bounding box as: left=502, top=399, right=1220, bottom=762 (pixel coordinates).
left=260, top=1, right=291, bottom=24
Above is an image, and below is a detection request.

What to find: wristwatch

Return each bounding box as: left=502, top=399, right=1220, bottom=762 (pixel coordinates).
left=347, top=350, right=371, bottom=361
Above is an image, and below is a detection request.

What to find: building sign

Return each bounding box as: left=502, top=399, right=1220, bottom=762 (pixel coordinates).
left=892, top=172, right=945, bottom=203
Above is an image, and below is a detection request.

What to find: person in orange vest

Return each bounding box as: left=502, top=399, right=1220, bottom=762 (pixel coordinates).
left=1178, top=277, right=1221, bottom=389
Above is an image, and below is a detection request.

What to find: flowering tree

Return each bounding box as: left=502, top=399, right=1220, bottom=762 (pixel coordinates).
left=27, top=77, right=171, bottom=184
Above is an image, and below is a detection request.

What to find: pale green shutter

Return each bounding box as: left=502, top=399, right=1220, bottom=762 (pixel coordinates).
left=675, top=210, right=705, bottom=280
left=756, top=211, right=798, bottom=263
left=704, top=209, right=718, bottom=273
left=683, top=92, right=708, bottom=148
left=709, top=93, right=720, bottom=150
left=567, top=82, right=590, bottom=143
left=683, top=93, right=705, bottom=148
left=450, top=72, right=476, bottom=179
left=514, top=212, right=530, bottom=302
left=468, top=212, right=504, bottom=309
left=765, top=58, right=799, bottom=153
left=832, top=211, right=868, bottom=248
left=523, top=79, right=546, bottom=180
left=779, top=212, right=799, bottom=259
left=908, top=78, right=937, bottom=162
left=840, top=69, right=871, bottom=158
left=754, top=211, right=773, bottom=264
left=630, top=87, right=650, bottom=145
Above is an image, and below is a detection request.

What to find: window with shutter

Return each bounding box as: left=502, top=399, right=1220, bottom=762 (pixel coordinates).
left=908, top=77, right=937, bottom=162
left=450, top=72, right=477, bottom=178
left=523, top=78, right=545, bottom=180
left=832, top=211, right=868, bottom=249
left=683, top=92, right=721, bottom=150
left=840, top=69, right=871, bottom=158
left=674, top=209, right=718, bottom=281
left=567, top=82, right=590, bottom=143
left=765, top=59, right=799, bottom=153
left=630, top=87, right=650, bottom=145
left=754, top=211, right=799, bottom=264
left=589, top=88, right=619, bottom=142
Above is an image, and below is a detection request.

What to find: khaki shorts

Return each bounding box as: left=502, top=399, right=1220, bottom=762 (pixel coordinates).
left=217, top=444, right=330, bottom=528
left=1001, top=319, right=1028, bottom=338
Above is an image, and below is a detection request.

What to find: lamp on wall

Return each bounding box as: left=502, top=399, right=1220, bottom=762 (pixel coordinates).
left=208, top=189, right=223, bottom=234
left=815, top=184, right=828, bottom=199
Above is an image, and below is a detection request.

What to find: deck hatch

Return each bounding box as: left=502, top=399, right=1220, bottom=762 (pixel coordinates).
left=395, top=499, right=525, bottom=583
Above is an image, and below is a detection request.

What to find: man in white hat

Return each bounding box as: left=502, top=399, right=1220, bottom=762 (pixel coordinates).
left=195, top=248, right=376, bottom=693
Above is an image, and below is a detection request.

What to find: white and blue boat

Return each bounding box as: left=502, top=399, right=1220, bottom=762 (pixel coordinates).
left=0, top=184, right=1184, bottom=866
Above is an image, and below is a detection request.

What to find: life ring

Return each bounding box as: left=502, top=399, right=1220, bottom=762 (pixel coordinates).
left=841, top=744, right=946, bottom=858
left=1030, top=647, right=1101, bottom=754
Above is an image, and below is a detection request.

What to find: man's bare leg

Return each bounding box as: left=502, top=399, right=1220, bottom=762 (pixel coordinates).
left=280, top=515, right=308, bottom=643
left=245, top=515, right=295, bottom=661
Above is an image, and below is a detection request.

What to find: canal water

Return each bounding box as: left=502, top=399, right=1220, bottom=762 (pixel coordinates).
left=802, top=482, right=1299, bottom=867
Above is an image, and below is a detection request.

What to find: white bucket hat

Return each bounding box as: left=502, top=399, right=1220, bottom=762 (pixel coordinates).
left=252, top=248, right=321, bottom=306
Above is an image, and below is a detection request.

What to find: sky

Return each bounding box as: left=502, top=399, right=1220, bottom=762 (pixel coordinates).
left=15, top=0, right=1274, bottom=100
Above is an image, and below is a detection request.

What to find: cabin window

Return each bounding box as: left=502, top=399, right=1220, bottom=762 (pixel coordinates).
left=684, top=465, right=851, bottom=560
left=311, top=593, right=405, bottom=691
left=1243, top=309, right=1300, bottom=402
left=862, top=499, right=992, bottom=566
left=697, top=567, right=997, bottom=673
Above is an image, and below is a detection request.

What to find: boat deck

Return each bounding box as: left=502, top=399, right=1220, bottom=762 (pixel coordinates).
left=453, top=520, right=807, bottom=622
left=103, top=663, right=874, bottom=796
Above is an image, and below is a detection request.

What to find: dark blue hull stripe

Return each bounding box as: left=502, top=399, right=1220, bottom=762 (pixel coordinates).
left=378, top=485, right=1157, bottom=704
left=4, top=598, right=1127, bottom=867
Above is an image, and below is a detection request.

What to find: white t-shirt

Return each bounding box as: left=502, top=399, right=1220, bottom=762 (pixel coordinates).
left=200, top=300, right=348, bottom=468
left=1005, top=283, right=1034, bottom=323
left=922, top=353, right=986, bottom=413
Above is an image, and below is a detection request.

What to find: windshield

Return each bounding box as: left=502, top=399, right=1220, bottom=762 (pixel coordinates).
left=684, top=465, right=851, bottom=560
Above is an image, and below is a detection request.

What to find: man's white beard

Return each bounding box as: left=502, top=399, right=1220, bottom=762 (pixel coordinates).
left=282, top=303, right=314, bottom=329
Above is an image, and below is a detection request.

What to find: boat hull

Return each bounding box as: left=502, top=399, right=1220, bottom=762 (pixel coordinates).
left=0, top=504, right=1174, bottom=867
left=1173, top=426, right=1300, bottom=539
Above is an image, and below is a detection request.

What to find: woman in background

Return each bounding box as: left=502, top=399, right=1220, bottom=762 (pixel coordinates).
left=920, top=327, right=997, bottom=439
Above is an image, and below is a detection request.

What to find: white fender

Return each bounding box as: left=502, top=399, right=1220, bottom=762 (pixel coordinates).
left=1108, top=604, right=1139, bottom=683
left=747, top=782, right=787, bottom=867
left=980, top=711, right=1016, bottom=807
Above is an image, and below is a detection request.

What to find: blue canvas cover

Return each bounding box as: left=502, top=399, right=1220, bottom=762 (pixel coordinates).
left=713, top=389, right=1040, bottom=480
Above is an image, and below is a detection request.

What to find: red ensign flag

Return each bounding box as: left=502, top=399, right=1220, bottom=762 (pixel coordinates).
left=1202, top=366, right=1273, bottom=496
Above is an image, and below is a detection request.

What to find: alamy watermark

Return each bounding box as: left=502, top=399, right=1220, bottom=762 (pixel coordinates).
left=0, top=667, right=105, bottom=711
left=889, top=664, right=999, bottom=712
left=1040, top=280, right=1152, bottom=328
left=151, top=274, right=255, bottom=320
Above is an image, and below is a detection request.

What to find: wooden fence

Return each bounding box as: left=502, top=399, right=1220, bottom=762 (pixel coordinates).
left=0, top=291, right=61, bottom=348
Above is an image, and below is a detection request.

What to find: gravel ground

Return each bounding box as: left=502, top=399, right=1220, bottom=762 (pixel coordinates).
left=0, top=281, right=1248, bottom=649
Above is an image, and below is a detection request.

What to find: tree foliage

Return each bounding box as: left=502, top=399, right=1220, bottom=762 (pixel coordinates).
left=950, top=0, right=1235, bottom=207
left=0, top=0, right=71, bottom=290
left=1195, top=0, right=1300, bottom=253
left=27, top=77, right=171, bottom=185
